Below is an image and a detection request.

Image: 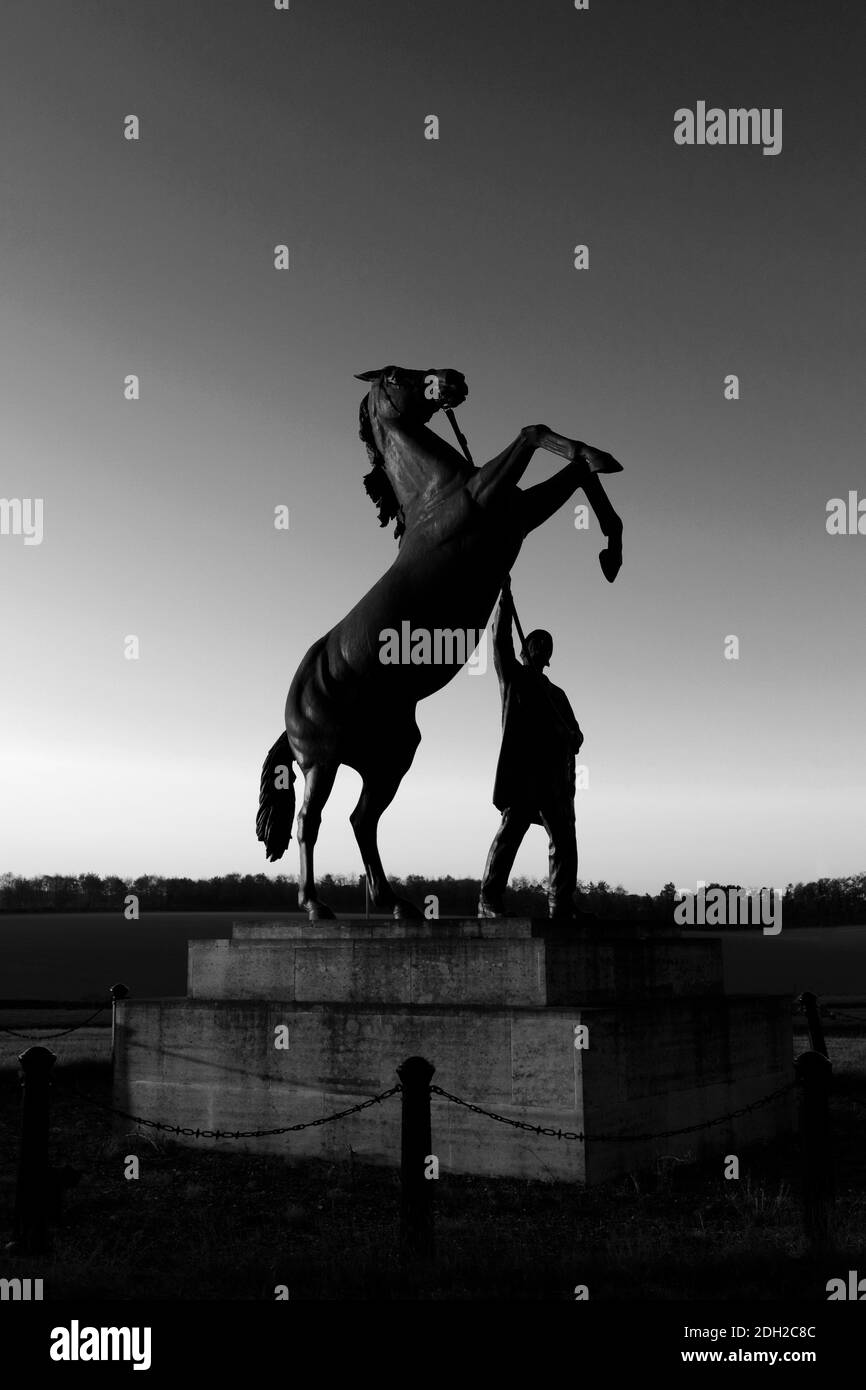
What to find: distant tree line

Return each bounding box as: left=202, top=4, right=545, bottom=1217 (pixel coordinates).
left=0, top=870, right=864, bottom=925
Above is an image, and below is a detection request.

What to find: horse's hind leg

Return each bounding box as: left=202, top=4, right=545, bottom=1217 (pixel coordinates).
left=351, top=728, right=422, bottom=920
left=296, top=759, right=339, bottom=921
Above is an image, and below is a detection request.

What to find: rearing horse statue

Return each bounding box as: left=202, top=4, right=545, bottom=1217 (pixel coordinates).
left=256, top=366, right=623, bottom=919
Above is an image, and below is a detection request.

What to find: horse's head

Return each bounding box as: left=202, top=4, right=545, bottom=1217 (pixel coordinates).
left=356, top=366, right=469, bottom=539
left=355, top=366, right=468, bottom=424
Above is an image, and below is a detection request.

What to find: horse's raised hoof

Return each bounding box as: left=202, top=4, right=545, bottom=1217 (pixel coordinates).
left=578, top=443, right=623, bottom=475
left=302, top=900, right=336, bottom=922
left=391, top=897, right=423, bottom=921
left=599, top=547, right=622, bottom=583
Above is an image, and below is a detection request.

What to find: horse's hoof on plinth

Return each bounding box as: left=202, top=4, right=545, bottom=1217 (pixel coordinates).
left=304, top=901, right=336, bottom=922
left=391, top=898, right=423, bottom=921
left=477, top=899, right=507, bottom=919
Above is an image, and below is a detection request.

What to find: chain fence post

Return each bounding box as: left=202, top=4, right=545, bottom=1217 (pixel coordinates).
left=798, top=991, right=828, bottom=1058
left=8, top=1045, right=56, bottom=1255
left=397, top=1055, right=435, bottom=1258
left=110, top=982, right=129, bottom=1069
left=794, top=1048, right=834, bottom=1252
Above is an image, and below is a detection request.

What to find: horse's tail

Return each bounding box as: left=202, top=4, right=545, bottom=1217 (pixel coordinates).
left=256, top=731, right=296, bottom=862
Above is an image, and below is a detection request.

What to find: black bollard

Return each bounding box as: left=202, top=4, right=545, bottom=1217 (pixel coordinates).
left=794, top=1049, right=834, bottom=1252
left=397, top=1056, right=435, bottom=1258
left=10, top=1045, right=57, bottom=1255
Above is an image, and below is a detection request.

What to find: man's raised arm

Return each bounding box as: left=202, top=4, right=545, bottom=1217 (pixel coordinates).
left=492, top=579, right=520, bottom=684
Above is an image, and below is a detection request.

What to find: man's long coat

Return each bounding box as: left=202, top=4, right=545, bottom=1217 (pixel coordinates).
left=490, top=595, right=583, bottom=823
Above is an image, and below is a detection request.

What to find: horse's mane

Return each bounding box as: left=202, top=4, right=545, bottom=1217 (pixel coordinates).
left=359, top=395, right=405, bottom=541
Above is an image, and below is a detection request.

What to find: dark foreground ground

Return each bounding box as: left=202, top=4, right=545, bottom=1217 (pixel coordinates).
left=0, top=1018, right=864, bottom=1301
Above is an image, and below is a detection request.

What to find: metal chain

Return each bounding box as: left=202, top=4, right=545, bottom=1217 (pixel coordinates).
left=60, top=1082, right=402, bottom=1139
left=429, top=1086, right=586, bottom=1141
left=53, top=1065, right=806, bottom=1146
left=0, top=1002, right=109, bottom=1040
left=430, top=1080, right=797, bottom=1143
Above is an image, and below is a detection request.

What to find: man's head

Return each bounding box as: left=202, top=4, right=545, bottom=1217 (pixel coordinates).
left=522, top=628, right=553, bottom=671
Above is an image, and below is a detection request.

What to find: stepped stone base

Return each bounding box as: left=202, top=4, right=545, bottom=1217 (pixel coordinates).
left=189, top=917, right=720, bottom=1008
left=113, top=916, right=795, bottom=1186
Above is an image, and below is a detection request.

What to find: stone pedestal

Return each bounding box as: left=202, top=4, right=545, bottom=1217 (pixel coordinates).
left=113, top=917, right=794, bottom=1185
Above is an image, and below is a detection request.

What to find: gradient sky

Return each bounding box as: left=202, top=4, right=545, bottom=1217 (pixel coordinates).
left=1, top=0, right=863, bottom=892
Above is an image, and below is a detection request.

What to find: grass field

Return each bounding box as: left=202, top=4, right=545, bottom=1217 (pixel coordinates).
left=1, top=1015, right=865, bottom=1300
left=2, top=914, right=866, bottom=1001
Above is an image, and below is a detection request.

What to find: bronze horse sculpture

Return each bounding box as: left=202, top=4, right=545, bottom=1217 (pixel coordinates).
left=256, top=366, right=623, bottom=919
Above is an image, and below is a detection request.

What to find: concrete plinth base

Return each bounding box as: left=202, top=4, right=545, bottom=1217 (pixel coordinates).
left=189, top=917, right=721, bottom=1007
left=113, top=916, right=794, bottom=1185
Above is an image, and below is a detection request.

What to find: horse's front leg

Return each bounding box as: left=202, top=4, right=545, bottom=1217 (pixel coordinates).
left=522, top=431, right=624, bottom=582
left=466, top=424, right=618, bottom=504
left=527, top=427, right=623, bottom=483
left=465, top=426, right=545, bottom=508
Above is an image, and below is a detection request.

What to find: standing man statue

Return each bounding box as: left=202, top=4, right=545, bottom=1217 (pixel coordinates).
left=478, top=578, right=584, bottom=920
